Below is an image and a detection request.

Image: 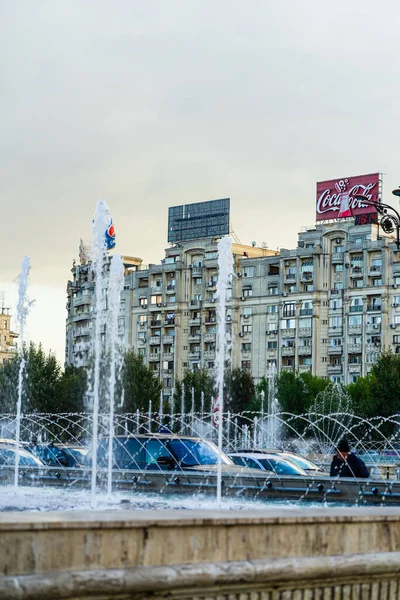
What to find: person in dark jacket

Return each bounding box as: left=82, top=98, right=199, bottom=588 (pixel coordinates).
left=330, top=438, right=370, bottom=478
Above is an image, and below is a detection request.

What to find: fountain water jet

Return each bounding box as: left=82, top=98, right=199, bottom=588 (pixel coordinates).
left=215, top=236, right=234, bottom=504
left=14, top=256, right=33, bottom=488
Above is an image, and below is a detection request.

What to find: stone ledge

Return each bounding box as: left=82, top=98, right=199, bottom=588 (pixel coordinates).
left=1, top=506, right=400, bottom=531
left=1, top=552, right=400, bottom=600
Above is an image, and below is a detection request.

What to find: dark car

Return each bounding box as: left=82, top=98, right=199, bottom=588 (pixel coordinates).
left=28, top=443, right=88, bottom=467
left=0, top=443, right=44, bottom=467
left=91, top=434, right=264, bottom=475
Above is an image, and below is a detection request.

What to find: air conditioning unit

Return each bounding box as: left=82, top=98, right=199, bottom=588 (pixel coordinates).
left=244, top=314, right=250, bottom=319
left=394, top=285, right=398, bottom=289
left=373, top=324, right=379, bottom=329
left=336, top=238, right=342, bottom=244
left=140, top=322, right=145, bottom=327
left=210, top=299, right=216, bottom=303
left=393, top=303, right=399, bottom=308
left=282, top=293, right=287, bottom=297
left=237, top=272, right=242, bottom=277
left=265, top=331, right=270, bottom=335
left=241, top=296, right=245, bottom=301
left=285, top=261, right=290, bottom=267
left=390, top=324, right=396, bottom=329
left=157, top=303, right=162, bottom=307
left=239, top=332, right=244, bottom=337
left=162, top=302, right=167, bottom=307
left=169, top=273, right=174, bottom=278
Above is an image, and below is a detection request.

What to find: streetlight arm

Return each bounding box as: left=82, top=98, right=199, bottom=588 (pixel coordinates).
left=354, top=195, right=400, bottom=225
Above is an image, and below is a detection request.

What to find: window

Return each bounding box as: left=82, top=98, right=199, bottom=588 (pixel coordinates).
left=267, top=341, right=277, bottom=349
left=334, top=282, right=343, bottom=290
left=281, top=319, right=296, bottom=329
left=267, top=305, right=278, bottom=313
left=334, top=245, right=344, bottom=253
left=139, top=297, right=147, bottom=307
left=283, top=302, right=296, bottom=317
left=243, top=266, right=254, bottom=278
left=242, top=286, right=253, bottom=297
left=329, top=316, right=342, bottom=328
left=242, top=343, right=251, bottom=352
left=353, top=280, right=363, bottom=288
left=151, top=295, right=162, bottom=305
left=330, top=298, right=342, bottom=309
left=207, top=361, right=214, bottom=369
left=331, top=337, right=342, bottom=346
left=268, top=323, right=278, bottom=332
left=242, top=325, right=252, bottom=333
left=3, top=320, right=7, bottom=330
left=372, top=279, right=383, bottom=286
left=304, top=284, right=314, bottom=291
left=371, top=257, right=382, bottom=268
left=205, top=251, right=218, bottom=260
left=299, top=318, right=311, bottom=328
left=287, top=285, right=297, bottom=293
left=334, top=264, right=343, bottom=273
left=269, top=287, right=279, bottom=296
left=138, top=331, right=146, bottom=340
left=243, top=307, right=252, bottom=317
left=194, top=278, right=202, bottom=285
left=394, top=276, right=400, bottom=286
left=168, top=296, right=176, bottom=303
left=138, top=348, right=145, bottom=356
left=349, top=315, right=362, bottom=326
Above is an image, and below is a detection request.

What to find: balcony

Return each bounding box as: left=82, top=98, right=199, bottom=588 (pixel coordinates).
left=348, top=364, right=361, bottom=374
left=73, top=327, right=90, bottom=338
left=348, top=343, right=362, bottom=354
left=149, top=354, right=160, bottom=362
left=328, top=326, right=343, bottom=336
left=369, top=266, right=382, bottom=277
left=281, top=365, right=295, bottom=372
left=327, top=364, right=342, bottom=374
left=189, top=318, right=201, bottom=326
left=137, top=337, right=147, bottom=344
left=329, top=289, right=343, bottom=296
left=349, top=305, right=363, bottom=313
left=151, top=286, right=163, bottom=294
left=163, top=335, right=174, bottom=344
left=204, top=333, right=216, bottom=343
left=166, top=285, right=176, bottom=294
left=281, top=328, right=296, bottom=339
left=163, top=352, right=174, bottom=361
left=149, top=336, right=161, bottom=345
left=298, top=364, right=312, bottom=373
left=298, top=327, right=312, bottom=338
left=350, top=267, right=363, bottom=278
left=205, top=316, right=217, bottom=324
left=366, top=304, right=382, bottom=312
left=332, top=253, right=345, bottom=264
left=366, top=323, right=381, bottom=334
left=267, top=349, right=277, bottom=358
left=299, top=308, right=312, bottom=316
left=204, top=350, right=215, bottom=360
left=206, top=280, right=217, bottom=289
left=191, top=266, right=202, bottom=277
left=328, top=346, right=343, bottom=355
left=150, top=319, right=162, bottom=327
left=298, top=346, right=312, bottom=356
left=190, top=300, right=200, bottom=307
left=188, top=334, right=201, bottom=343
left=72, top=311, right=91, bottom=323
left=72, top=296, right=92, bottom=308
left=301, top=272, right=313, bottom=282
left=348, top=325, right=362, bottom=335
left=281, top=346, right=295, bottom=357
left=285, top=274, right=296, bottom=282
left=164, top=319, right=175, bottom=327
left=366, top=343, right=381, bottom=353
left=161, top=369, right=173, bottom=376
left=188, top=352, right=201, bottom=360
left=241, top=350, right=251, bottom=358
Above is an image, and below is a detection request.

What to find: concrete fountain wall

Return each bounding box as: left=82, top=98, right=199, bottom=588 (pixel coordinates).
left=1, top=507, right=400, bottom=599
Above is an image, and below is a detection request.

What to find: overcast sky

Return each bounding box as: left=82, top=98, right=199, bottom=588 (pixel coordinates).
left=1, top=0, right=400, bottom=361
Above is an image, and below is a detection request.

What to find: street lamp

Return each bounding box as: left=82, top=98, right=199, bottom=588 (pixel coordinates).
left=354, top=189, right=400, bottom=250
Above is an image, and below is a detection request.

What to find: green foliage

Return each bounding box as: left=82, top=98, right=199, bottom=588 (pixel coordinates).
left=276, top=370, right=307, bottom=415
left=224, top=367, right=255, bottom=413
left=121, top=350, right=163, bottom=413
left=0, top=343, right=86, bottom=423
left=173, top=369, right=214, bottom=414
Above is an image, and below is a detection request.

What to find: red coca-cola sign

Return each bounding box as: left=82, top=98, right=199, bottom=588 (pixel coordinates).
left=316, top=173, right=380, bottom=221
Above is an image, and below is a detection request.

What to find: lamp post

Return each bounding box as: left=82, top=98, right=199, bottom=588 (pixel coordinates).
left=354, top=188, right=400, bottom=250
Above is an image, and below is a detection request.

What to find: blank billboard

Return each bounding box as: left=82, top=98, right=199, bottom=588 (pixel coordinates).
left=168, top=198, right=230, bottom=243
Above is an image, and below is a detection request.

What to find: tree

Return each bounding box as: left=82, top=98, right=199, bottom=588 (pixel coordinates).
left=224, top=368, right=256, bottom=414
left=276, top=370, right=307, bottom=416
left=173, top=369, right=214, bottom=414
left=121, top=350, right=163, bottom=414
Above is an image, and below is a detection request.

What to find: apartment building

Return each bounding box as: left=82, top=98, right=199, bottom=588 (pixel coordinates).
left=66, top=219, right=400, bottom=394
left=0, top=305, right=18, bottom=364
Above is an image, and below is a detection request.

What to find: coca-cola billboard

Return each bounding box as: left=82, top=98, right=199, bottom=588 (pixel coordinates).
left=316, top=173, right=380, bottom=221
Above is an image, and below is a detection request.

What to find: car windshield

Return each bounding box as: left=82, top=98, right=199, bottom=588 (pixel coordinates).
left=0, top=447, right=42, bottom=466
left=166, top=439, right=231, bottom=466
left=63, top=447, right=88, bottom=461
left=281, top=453, right=321, bottom=471
left=258, top=457, right=306, bottom=476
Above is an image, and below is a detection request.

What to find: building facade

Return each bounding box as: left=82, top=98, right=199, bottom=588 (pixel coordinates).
left=0, top=305, right=18, bottom=364
left=66, top=219, right=400, bottom=393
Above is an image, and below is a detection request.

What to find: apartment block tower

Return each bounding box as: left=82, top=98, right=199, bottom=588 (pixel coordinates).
left=66, top=181, right=400, bottom=395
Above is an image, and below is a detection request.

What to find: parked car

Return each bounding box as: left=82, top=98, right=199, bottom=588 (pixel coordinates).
left=0, top=443, right=44, bottom=467
left=90, top=434, right=265, bottom=475
left=238, top=448, right=327, bottom=474
left=228, top=452, right=308, bottom=476
left=27, top=443, right=88, bottom=467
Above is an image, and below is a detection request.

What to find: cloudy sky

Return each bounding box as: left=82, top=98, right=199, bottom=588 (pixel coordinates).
left=1, top=0, right=400, bottom=361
